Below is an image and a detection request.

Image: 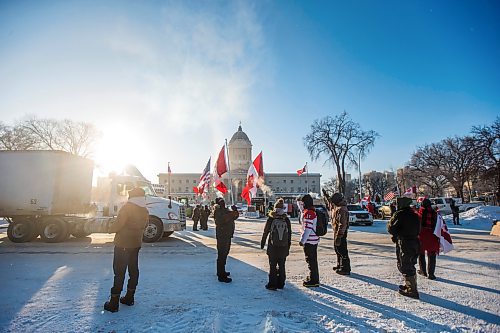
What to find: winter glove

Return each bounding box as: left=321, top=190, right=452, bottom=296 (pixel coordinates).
left=260, top=239, right=265, bottom=250
left=334, top=235, right=342, bottom=247
left=391, top=236, right=397, bottom=243
left=299, top=241, right=304, bottom=247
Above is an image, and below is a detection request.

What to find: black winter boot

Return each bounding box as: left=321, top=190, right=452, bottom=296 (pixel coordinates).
left=398, top=276, right=419, bottom=299
left=418, top=255, right=427, bottom=277
left=120, top=289, right=135, bottom=306
left=428, top=254, right=437, bottom=280
left=104, top=294, right=120, bottom=312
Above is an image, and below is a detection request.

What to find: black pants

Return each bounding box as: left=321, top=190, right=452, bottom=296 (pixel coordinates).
left=452, top=213, right=459, bottom=225
left=303, top=243, right=319, bottom=283
left=111, top=246, right=140, bottom=295
left=193, top=218, right=199, bottom=230
left=200, top=218, right=208, bottom=230
left=396, top=239, right=418, bottom=277
left=268, top=255, right=286, bottom=288
left=216, top=236, right=231, bottom=277
left=334, top=232, right=351, bottom=272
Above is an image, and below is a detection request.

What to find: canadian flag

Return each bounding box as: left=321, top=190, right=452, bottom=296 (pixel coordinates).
left=241, top=152, right=264, bottom=205
left=213, top=145, right=228, bottom=194
left=434, top=214, right=454, bottom=254
left=297, top=164, right=306, bottom=176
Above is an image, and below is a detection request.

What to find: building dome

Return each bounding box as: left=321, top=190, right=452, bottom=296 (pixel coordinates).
left=229, top=125, right=252, bottom=145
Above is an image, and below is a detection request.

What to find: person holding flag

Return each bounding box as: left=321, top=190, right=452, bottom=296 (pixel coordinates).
left=417, top=198, right=440, bottom=280
left=241, top=152, right=264, bottom=205
left=213, top=197, right=239, bottom=283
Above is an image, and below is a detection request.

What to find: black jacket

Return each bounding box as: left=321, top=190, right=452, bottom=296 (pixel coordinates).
left=214, top=204, right=239, bottom=238
left=261, top=212, right=292, bottom=258
left=387, top=207, right=421, bottom=240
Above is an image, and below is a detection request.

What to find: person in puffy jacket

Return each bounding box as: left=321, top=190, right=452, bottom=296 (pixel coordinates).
left=260, top=198, right=292, bottom=290
left=330, top=193, right=351, bottom=275
left=387, top=197, right=421, bottom=299
left=417, top=198, right=439, bottom=280
left=104, top=187, right=149, bottom=312
left=298, top=194, right=320, bottom=287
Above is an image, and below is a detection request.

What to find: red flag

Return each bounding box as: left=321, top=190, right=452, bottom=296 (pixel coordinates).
left=216, top=145, right=227, bottom=177
left=193, top=186, right=199, bottom=194
left=241, top=152, right=264, bottom=205
left=215, top=181, right=228, bottom=194
left=297, top=164, right=306, bottom=176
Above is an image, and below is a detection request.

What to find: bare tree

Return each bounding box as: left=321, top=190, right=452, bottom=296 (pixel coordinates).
left=471, top=117, right=500, bottom=204
left=0, top=122, right=37, bottom=150
left=58, top=119, right=100, bottom=157
left=438, top=136, right=482, bottom=201
left=408, top=144, right=449, bottom=196
left=304, top=111, right=379, bottom=195
left=21, top=117, right=61, bottom=150
left=363, top=171, right=395, bottom=199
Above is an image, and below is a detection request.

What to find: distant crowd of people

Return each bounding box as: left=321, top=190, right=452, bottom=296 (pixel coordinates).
left=103, top=188, right=446, bottom=312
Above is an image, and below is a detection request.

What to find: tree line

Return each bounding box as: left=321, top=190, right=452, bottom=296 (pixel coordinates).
left=0, top=117, right=100, bottom=158
left=304, top=112, right=499, bottom=203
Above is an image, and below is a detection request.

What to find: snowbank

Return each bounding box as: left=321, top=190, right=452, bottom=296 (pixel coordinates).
left=445, top=206, right=500, bottom=231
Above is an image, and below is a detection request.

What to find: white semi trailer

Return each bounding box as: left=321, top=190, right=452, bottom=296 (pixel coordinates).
left=0, top=150, right=186, bottom=243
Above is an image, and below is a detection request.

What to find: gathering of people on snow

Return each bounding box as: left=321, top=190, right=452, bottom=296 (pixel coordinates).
left=103, top=187, right=455, bottom=313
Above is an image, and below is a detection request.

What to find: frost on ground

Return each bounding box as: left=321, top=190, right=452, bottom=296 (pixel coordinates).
left=0, top=206, right=499, bottom=333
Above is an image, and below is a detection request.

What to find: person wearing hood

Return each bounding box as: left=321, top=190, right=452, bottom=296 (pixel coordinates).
left=297, top=194, right=320, bottom=287
left=417, top=198, right=439, bottom=280
left=104, top=187, right=149, bottom=312
left=213, top=197, right=239, bottom=283
left=387, top=197, right=421, bottom=299
left=330, top=193, right=351, bottom=275
left=260, top=198, right=292, bottom=290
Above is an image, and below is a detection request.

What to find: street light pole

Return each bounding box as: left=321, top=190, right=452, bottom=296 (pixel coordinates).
left=358, top=150, right=362, bottom=201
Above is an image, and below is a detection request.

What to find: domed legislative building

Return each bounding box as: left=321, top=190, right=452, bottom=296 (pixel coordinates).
left=157, top=125, right=321, bottom=206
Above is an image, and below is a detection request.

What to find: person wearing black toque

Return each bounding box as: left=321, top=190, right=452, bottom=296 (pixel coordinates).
left=213, top=198, right=239, bottom=283
left=330, top=192, right=351, bottom=275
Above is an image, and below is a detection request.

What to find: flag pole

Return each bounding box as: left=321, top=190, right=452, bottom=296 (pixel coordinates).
left=168, top=162, right=171, bottom=196
left=225, top=139, right=234, bottom=205
left=306, top=162, right=309, bottom=193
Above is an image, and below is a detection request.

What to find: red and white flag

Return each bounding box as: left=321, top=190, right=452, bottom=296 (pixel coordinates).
left=297, top=164, right=306, bottom=176
left=241, top=151, right=264, bottom=205
left=195, top=158, right=211, bottom=195
left=434, top=214, right=454, bottom=254
left=213, top=145, right=228, bottom=194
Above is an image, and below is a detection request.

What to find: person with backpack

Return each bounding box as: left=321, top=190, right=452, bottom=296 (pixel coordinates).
left=260, top=198, right=292, bottom=290
left=328, top=192, right=351, bottom=275
left=298, top=194, right=320, bottom=287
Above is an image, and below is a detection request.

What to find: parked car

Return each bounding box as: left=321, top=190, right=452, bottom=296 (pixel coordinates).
left=430, top=197, right=456, bottom=215
left=458, top=201, right=486, bottom=212
left=378, top=203, right=393, bottom=220
left=346, top=204, right=373, bottom=226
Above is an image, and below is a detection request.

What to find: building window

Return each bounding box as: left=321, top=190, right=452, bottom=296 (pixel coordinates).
left=185, top=187, right=188, bottom=192
left=283, top=180, right=286, bottom=183
left=291, top=187, right=294, bottom=192
left=269, top=180, right=272, bottom=184
left=305, top=180, right=308, bottom=183
left=193, top=180, right=196, bottom=184
left=291, top=180, right=294, bottom=184
left=312, top=180, right=315, bottom=183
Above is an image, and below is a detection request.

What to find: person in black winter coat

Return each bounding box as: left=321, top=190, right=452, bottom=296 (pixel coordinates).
left=192, top=205, right=201, bottom=231
left=260, top=198, right=292, bottom=290
left=387, top=197, right=421, bottom=299
left=214, top=198, right=239, bottom=283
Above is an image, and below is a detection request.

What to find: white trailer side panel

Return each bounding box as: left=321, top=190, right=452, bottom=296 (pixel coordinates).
left=0, top=151, right=93, bottom=216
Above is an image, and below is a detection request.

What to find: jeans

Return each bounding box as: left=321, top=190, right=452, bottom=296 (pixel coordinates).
left=111, top=246, right=141, bottom=295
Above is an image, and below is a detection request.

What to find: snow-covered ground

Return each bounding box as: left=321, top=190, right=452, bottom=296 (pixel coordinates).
left=0, top=207, right=499, bottom=332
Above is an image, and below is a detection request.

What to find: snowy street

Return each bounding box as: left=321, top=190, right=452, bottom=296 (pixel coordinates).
left=0, top=210, right=499, bottom=332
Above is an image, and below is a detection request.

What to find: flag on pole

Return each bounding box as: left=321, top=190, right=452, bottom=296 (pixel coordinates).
left=384, top=187, right=399, bottom=201
left=434, top=214, right=454, bottom=254
left=195, top=158, right=211, bottom=195
left=403, top=187, right=414, bottom=195
left=241, top=151, right=264, bottom=205
left=297, top=164, right=306, bottom=176
left=213, top=145, right=228, bottom=194
left=168, top=163, right=171, bottom=174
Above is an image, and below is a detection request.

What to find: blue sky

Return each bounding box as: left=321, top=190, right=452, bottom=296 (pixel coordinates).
left=1, top=0, right=499, bottom=183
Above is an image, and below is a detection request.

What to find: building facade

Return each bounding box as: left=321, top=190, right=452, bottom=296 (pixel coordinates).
left=157, top=125, right=321, bottom=203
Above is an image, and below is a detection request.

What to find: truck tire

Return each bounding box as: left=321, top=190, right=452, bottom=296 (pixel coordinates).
left=7, top=219, right=36, bottom=243
left=143, top=217, right=163, bottom=243
left=162, top=231, right=174, bottom=238
left=71, top=223, right=91, bottom=238
left=41, top=217, right=68, bottom=243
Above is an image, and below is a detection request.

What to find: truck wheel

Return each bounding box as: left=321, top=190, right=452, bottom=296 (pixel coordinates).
left=71, top=223, right=91, bottom=238
left=7, top=219, right=35, bottom=243
left=41, top=218, right=68, bottom=243
left=162, top=231, right=174, bottom=238
left=143, top=217, right=163, bottom=243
